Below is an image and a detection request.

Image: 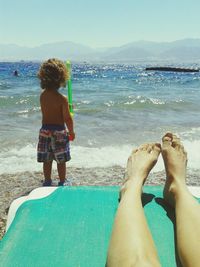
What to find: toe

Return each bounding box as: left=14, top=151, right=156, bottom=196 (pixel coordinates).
left=127, top=155, right=132, bottom=164
left=147, top=144, right=153, bottom=153
left=183, top=149, right=187, bottom=157
left=153, top=143, right=161, bottom=152
left=172, top=141, right=181, bottom=149
left=138, top=144, right=149, bottom=151
left=152, top=143, right=161, bottom=157
left=132, top=148, right=138, bottom=154
left=162, top=132, right=173, bottom=147
left=172, top=134, right=181, bottom=147
left=171, top=135, right=184, bottom=152
left=172, top=133, right=179, bottom=140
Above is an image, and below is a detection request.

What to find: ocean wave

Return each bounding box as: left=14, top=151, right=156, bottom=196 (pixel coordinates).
left=0, top=83, right=12, bottom=90
left=16, top=107, right=40, bottom=115
left=0, top=143, right=162, bottom=174
left=1, top=138, right=200, bottom=174
left=124, top=95, right=166, bottom=106
left=0, top=95, right=39, bottom=109
left=75, top=96, right=194, bottom=113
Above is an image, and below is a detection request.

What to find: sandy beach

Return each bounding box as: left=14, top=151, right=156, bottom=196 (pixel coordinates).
left=1, top=166, right=200, bottom=240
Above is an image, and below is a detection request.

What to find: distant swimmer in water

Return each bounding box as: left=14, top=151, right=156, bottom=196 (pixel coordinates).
left=13, top=70, right=19, bottom=76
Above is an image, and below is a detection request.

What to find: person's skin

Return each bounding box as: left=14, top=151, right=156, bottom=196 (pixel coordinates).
left=106, top=143, right=162, bottom=267
left=57, top=162, right=66, bottom=183
left=107, top=133, right=200, bottom=267
left=43, top=161, right=52, bottom=182
left=40, top=89, right=75, bottom=140
left=43, top=162, right=66, bottom=183
left=40, top=88, right=75, bottom=183
left=162, top=133, right=200, bottom=267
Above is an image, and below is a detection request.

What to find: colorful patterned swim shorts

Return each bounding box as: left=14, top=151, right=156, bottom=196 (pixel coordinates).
left=37, top=128, right=71, bottom=163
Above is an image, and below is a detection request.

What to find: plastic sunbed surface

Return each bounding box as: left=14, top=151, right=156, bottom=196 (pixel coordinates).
left=0, top=186, right=199, bottom=267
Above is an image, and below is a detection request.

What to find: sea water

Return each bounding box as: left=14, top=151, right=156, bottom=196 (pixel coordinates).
left=0, top=62, right=200, bottom=176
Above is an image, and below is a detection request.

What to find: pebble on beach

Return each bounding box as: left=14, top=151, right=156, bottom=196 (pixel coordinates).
left=0, top=167, right=199, bottom=240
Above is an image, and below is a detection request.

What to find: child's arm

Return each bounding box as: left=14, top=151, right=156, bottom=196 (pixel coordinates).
left=62, top=96, right=75, bottom=141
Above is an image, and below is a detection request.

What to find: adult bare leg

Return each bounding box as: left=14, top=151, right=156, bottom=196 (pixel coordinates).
left=106, top=143, right=161, bottom=267
left=162, top=133, right=200, bottom=267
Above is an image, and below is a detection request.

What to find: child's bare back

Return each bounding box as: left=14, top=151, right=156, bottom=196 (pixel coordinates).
left=40, top=89, right=69, bottom=126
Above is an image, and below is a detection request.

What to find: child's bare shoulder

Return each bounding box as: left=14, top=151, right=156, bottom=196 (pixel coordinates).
left=40, top=90, right=46, bottom=100
left=40, top=89, right=50, bottom=96
left=59, top=93, right=68, bottom=104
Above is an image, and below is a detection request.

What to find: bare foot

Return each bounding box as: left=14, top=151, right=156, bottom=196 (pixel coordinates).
left=162, top=133, right=188, bottom=206
left=120, top=143, right=161, bottom=199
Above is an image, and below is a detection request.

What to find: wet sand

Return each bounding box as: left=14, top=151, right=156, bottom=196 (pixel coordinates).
left=0, top=167, right=199, bottom=240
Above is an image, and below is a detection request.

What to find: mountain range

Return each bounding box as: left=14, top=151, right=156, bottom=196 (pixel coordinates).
left=1, top=38, right=200, bottom=62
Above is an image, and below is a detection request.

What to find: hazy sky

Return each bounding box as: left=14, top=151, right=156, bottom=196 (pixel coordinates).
left=0, top=0, right=200, bottom=48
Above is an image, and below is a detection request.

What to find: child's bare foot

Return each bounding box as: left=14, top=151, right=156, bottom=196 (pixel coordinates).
left=120, top=143, right=161, bottom=198
left=162, top=133, right=188, bottom=206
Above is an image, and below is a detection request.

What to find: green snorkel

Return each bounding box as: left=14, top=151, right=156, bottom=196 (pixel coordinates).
left=66, top=60, right=74, bottom=141
left=66, top=60, right=74, bottom=117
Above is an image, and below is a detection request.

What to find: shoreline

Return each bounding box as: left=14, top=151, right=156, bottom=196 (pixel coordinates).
left=1, top=167, right=200, bottom=240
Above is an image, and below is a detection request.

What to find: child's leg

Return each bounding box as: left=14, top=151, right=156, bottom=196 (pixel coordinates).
left=106, top=144, right=161, bottom=267
left=43, top=161, right=52, bottom=181
left=57, top=162, right=66, bottom=183
left=162, top=133, right=200, bottom=267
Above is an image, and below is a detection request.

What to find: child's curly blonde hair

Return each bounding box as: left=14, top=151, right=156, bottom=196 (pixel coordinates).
left=38, top=58, right=69, bottom=90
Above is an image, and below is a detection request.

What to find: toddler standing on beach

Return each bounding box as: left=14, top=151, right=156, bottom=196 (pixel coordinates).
left=37, top=58, right=75, bottom=186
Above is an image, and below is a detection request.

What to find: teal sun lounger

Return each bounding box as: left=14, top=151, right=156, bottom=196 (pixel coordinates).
left=0, top=186, right=199, bottom=267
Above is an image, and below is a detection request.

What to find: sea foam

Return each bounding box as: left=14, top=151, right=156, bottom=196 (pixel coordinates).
left=0, top=139, right=200, bottom=175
